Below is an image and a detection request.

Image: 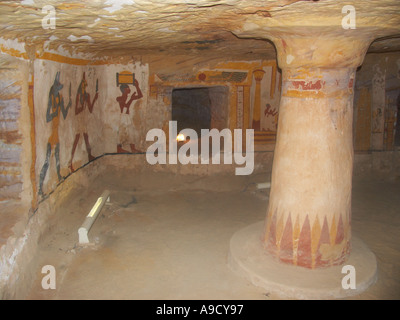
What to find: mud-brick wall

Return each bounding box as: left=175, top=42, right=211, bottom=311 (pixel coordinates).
left=0, top=57, right=30, bottom=204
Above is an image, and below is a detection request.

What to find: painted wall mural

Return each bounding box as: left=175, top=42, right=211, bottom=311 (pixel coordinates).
left=148, top=60, right=281, bottom=149
left=384, top=90, right=399, bottom=150
left=33, top=60, right=149, bottom=198
left=264, top=103, right=278, bottom=131
left=251, top=69, right=265, bottom=131
left=115, top=71, right=143, bottom=153
left=32, top=59, right=280, bottom=198
left=249, top=63, right=281, bottom=144
left=100, top=62, right=149, bottom=156
left=38, top=71, right=71, bottom=195
left=34, top=60, right=104, bottom=198
left=353, top=53, right=400, bottom=152
left=69, top=72, right=99, bottom=172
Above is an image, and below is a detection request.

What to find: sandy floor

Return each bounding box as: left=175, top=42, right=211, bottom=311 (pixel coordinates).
left=25, top=169, right=400, bottom=300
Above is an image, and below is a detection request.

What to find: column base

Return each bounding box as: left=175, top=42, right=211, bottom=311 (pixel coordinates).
left=228, top=221, right=377, bottom=299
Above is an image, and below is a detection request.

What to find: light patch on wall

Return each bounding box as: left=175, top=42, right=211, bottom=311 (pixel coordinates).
left=88, top=18, right=101, bottom=28
left=67, top=35, right=94, bottom=43
left=44, top=35, right=59, bottom=49
left=41, top=45, right=97, bottom=62
left=21, top=0, right=35, bottom=4
left=104, top=0, right=135, bottom=13
left=0, top=234, right=28, bottom=285
left=0, top=37, right=26, bottom=54
left=158, top=28, right=176, bottom=33
left=286, top=55, right=294, bottom=65
left=241, top=22, right=259, bottom=32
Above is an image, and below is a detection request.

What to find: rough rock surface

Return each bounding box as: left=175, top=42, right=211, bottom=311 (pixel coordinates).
left=0, top=0, right=399, bottom=60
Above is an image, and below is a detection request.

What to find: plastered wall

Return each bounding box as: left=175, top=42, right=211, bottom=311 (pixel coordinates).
left=0, top=55, right=31, bottom=206
left=3, top=49, right=399, bottom=210
left=354, top=52, right=400, bottom=152
left=28, top=55, right=281, bottom=206
left=32, top=59, right=150, bottom=200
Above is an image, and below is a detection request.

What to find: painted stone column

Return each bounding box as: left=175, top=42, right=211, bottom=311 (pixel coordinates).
left=264, top=36, right=372, bottom=269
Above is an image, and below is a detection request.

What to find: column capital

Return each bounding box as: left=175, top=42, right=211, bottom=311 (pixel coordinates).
left=271, top=35, right=372, bottom=69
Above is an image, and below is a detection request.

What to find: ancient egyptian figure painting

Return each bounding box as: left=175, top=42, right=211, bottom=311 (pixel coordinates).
left=38, top=71, right=71, bottom=195
left=69, top=72, right=99, bottom=172
left=115, top=71, right=143, bottom=153
left=249, top=64, right=280, bottom=144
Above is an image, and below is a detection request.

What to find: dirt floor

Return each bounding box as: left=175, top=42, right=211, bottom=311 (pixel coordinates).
left=24, top=168, right=400, bottom=300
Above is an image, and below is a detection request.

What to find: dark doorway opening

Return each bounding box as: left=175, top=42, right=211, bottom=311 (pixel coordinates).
left=171, top=86, right=228, bottom=135
left=171, top=86, right=229, bottom=154
left=172, top=87, right=211, bottom=136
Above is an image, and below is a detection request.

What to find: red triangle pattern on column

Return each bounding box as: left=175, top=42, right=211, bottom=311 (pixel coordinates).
left=265, top=211, right=350, bottom=269
left=279, top=214, right=293, bottom=264
left=315, top=216, right=331, bottom=267
left=335, top=215, right=344, bottom=244
left=296, top=215, right=312, bottom=268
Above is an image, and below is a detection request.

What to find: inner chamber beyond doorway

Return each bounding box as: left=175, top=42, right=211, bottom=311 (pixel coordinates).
left=171, top=86, right=229, bottom=135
